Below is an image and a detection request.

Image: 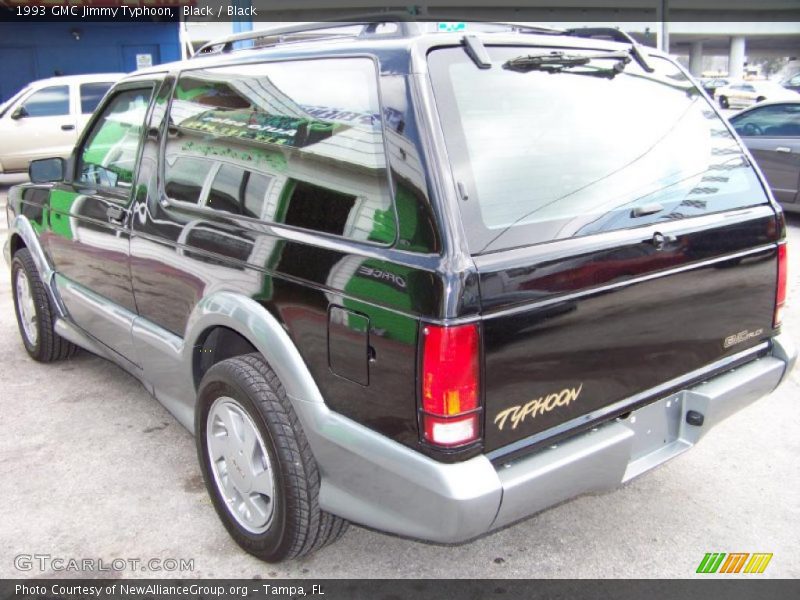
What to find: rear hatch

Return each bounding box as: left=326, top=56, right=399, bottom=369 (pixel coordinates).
left=428, top=43, right=780, bottom=453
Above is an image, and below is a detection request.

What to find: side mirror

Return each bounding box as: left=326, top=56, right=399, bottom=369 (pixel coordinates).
left=10, top=106, right=28, bottom=120
left=29, top=157, right=65, bottom=183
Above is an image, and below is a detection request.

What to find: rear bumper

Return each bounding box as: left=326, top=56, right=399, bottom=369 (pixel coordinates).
left=307, top=334, right=795, bottom=543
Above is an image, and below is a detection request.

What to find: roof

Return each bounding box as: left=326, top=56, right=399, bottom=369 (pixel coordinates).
left=26, top=73, right=125, bottom=88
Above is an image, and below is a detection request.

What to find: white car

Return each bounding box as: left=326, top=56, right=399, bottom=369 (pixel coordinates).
left=716, top=80, right=797, bottom=110
left=0, top=73, right=123, bottom=174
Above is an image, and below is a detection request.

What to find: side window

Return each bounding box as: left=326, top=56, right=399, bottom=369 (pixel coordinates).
left=164, top=58, right=395, bottom=244
left=20, top=85, right=69, bottom=117
left=80, top=82, right=114, bottom=114
left=78, top=87, right=152, bottom=190
left=732, top=104, right=800, bottom=137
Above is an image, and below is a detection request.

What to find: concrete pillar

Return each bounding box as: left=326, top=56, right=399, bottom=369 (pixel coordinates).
left=656, top=0, right=669, bottom=52
left=231, top=0, right=254, bottom=48
left=689, top=41, right=704, bottom=77
left=729, top=36, right=746, bottom=79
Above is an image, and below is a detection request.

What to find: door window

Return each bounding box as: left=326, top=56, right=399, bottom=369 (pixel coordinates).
left=77, top=87, right=152, bottom=190
left=20, top=85, right=69, bottom=117
left=731, top=104, right=800, bottom=137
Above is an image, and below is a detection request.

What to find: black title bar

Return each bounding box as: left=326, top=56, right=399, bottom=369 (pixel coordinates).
left=2, top=0, right=800, bottom=23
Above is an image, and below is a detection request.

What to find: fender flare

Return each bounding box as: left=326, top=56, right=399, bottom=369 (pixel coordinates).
left=182, top=291, right=326, bottom=406
left=8, top=214, right=54, bottom=282
left=7, top=214, right=67, bottom=318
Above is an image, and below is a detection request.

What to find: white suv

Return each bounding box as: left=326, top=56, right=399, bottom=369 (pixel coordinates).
left=0, top=73, right=122, bottom=174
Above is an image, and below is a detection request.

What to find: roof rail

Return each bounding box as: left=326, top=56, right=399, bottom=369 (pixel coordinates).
left=192, top=21, right=654, bottom=73
left=194, top=20, right=417, bottom=57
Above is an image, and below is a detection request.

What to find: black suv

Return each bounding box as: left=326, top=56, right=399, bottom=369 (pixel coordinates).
left=5, top=22, right=795, bottom=562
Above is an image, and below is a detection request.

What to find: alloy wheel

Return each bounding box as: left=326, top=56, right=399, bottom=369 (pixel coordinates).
left=206, top=396, right=276, bottom=533
left=15, top=269, right=38, bottom=346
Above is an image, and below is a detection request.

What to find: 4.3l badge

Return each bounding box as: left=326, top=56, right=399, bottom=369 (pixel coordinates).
left=494, top=384, right=583, bottom=431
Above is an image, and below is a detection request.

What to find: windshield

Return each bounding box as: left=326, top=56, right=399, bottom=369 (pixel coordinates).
left=429, top=46, right=769, bottom=254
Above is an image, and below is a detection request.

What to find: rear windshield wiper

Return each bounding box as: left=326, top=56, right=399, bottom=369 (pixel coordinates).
left=503, top=50, right=632, bottom=78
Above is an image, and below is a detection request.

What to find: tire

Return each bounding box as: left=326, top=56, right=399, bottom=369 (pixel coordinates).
left=756, top=96, right=766, bottom=103
left=718, top=96, right=729, bottom=109
left=195, top=353, right=348, bottom=562
left=11, top=248, right=79, bottom=362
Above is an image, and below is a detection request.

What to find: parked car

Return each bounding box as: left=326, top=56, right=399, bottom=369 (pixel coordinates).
left=716, top=80, right=797, bottom=109
left=781, top=72, right=800, bottom=93
left=699, top=76, right=728, bottom=98
left=0, top=73, right=122, bottom=175
left=4, top=22, right=795, bottom=563
left=730, top=100, right=800, bottom=212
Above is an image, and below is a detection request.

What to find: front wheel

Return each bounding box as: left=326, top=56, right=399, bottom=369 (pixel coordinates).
left=195, top=354, right=348, bottom=562
left=11, top=248, right=78, bottom=362
left=718, top=95, right=729, bottom=109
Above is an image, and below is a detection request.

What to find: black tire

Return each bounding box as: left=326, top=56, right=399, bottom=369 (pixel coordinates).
left=756, top=96, right=766, bottom=103
left=195, top=353, right=348, bottom=562
left=11, top=248, right=79, bottom=362
left=718, top=96, right=729, bottom=109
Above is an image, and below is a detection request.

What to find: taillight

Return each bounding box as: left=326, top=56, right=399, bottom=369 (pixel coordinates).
left=420, top=323, right=481, bottom=447
left=775, top=242, right=788, bottom=328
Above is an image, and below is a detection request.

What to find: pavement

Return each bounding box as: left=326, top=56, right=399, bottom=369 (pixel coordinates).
left=0, top=174, right=798, bottom=579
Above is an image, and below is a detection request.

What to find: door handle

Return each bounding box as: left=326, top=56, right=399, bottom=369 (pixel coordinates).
left=106, top=204, right=126, bottom=224
left=775, top=146, right=792, bottom=154
left=61, top=124, right=75, bottom=131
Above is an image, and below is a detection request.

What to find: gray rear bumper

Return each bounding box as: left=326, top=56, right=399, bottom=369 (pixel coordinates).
left=302, top=334, right=795, bottom=543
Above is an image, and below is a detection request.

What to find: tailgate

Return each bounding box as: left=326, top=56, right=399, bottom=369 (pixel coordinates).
left=477, top=208, right=779, bottom=452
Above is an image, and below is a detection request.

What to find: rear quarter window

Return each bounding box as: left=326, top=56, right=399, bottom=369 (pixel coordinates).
left=429, top=47, right=770, bottom=254
left=163, top=57, right=396, bottom=244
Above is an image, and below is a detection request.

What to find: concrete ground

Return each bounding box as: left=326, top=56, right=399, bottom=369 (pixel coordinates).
left=0, top=173, right=798, bottom=579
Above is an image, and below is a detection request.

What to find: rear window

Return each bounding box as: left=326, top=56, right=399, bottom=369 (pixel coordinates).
left=80, top=82, right=114, bottom=114
left=429, top=46, right=769, bottom=254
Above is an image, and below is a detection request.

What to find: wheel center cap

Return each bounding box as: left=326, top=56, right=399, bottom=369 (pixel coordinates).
left=229, top=456, right=251, bottom=493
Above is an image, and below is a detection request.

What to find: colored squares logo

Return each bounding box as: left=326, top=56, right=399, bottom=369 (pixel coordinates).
left=697, top=553, right=773, bottom=574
